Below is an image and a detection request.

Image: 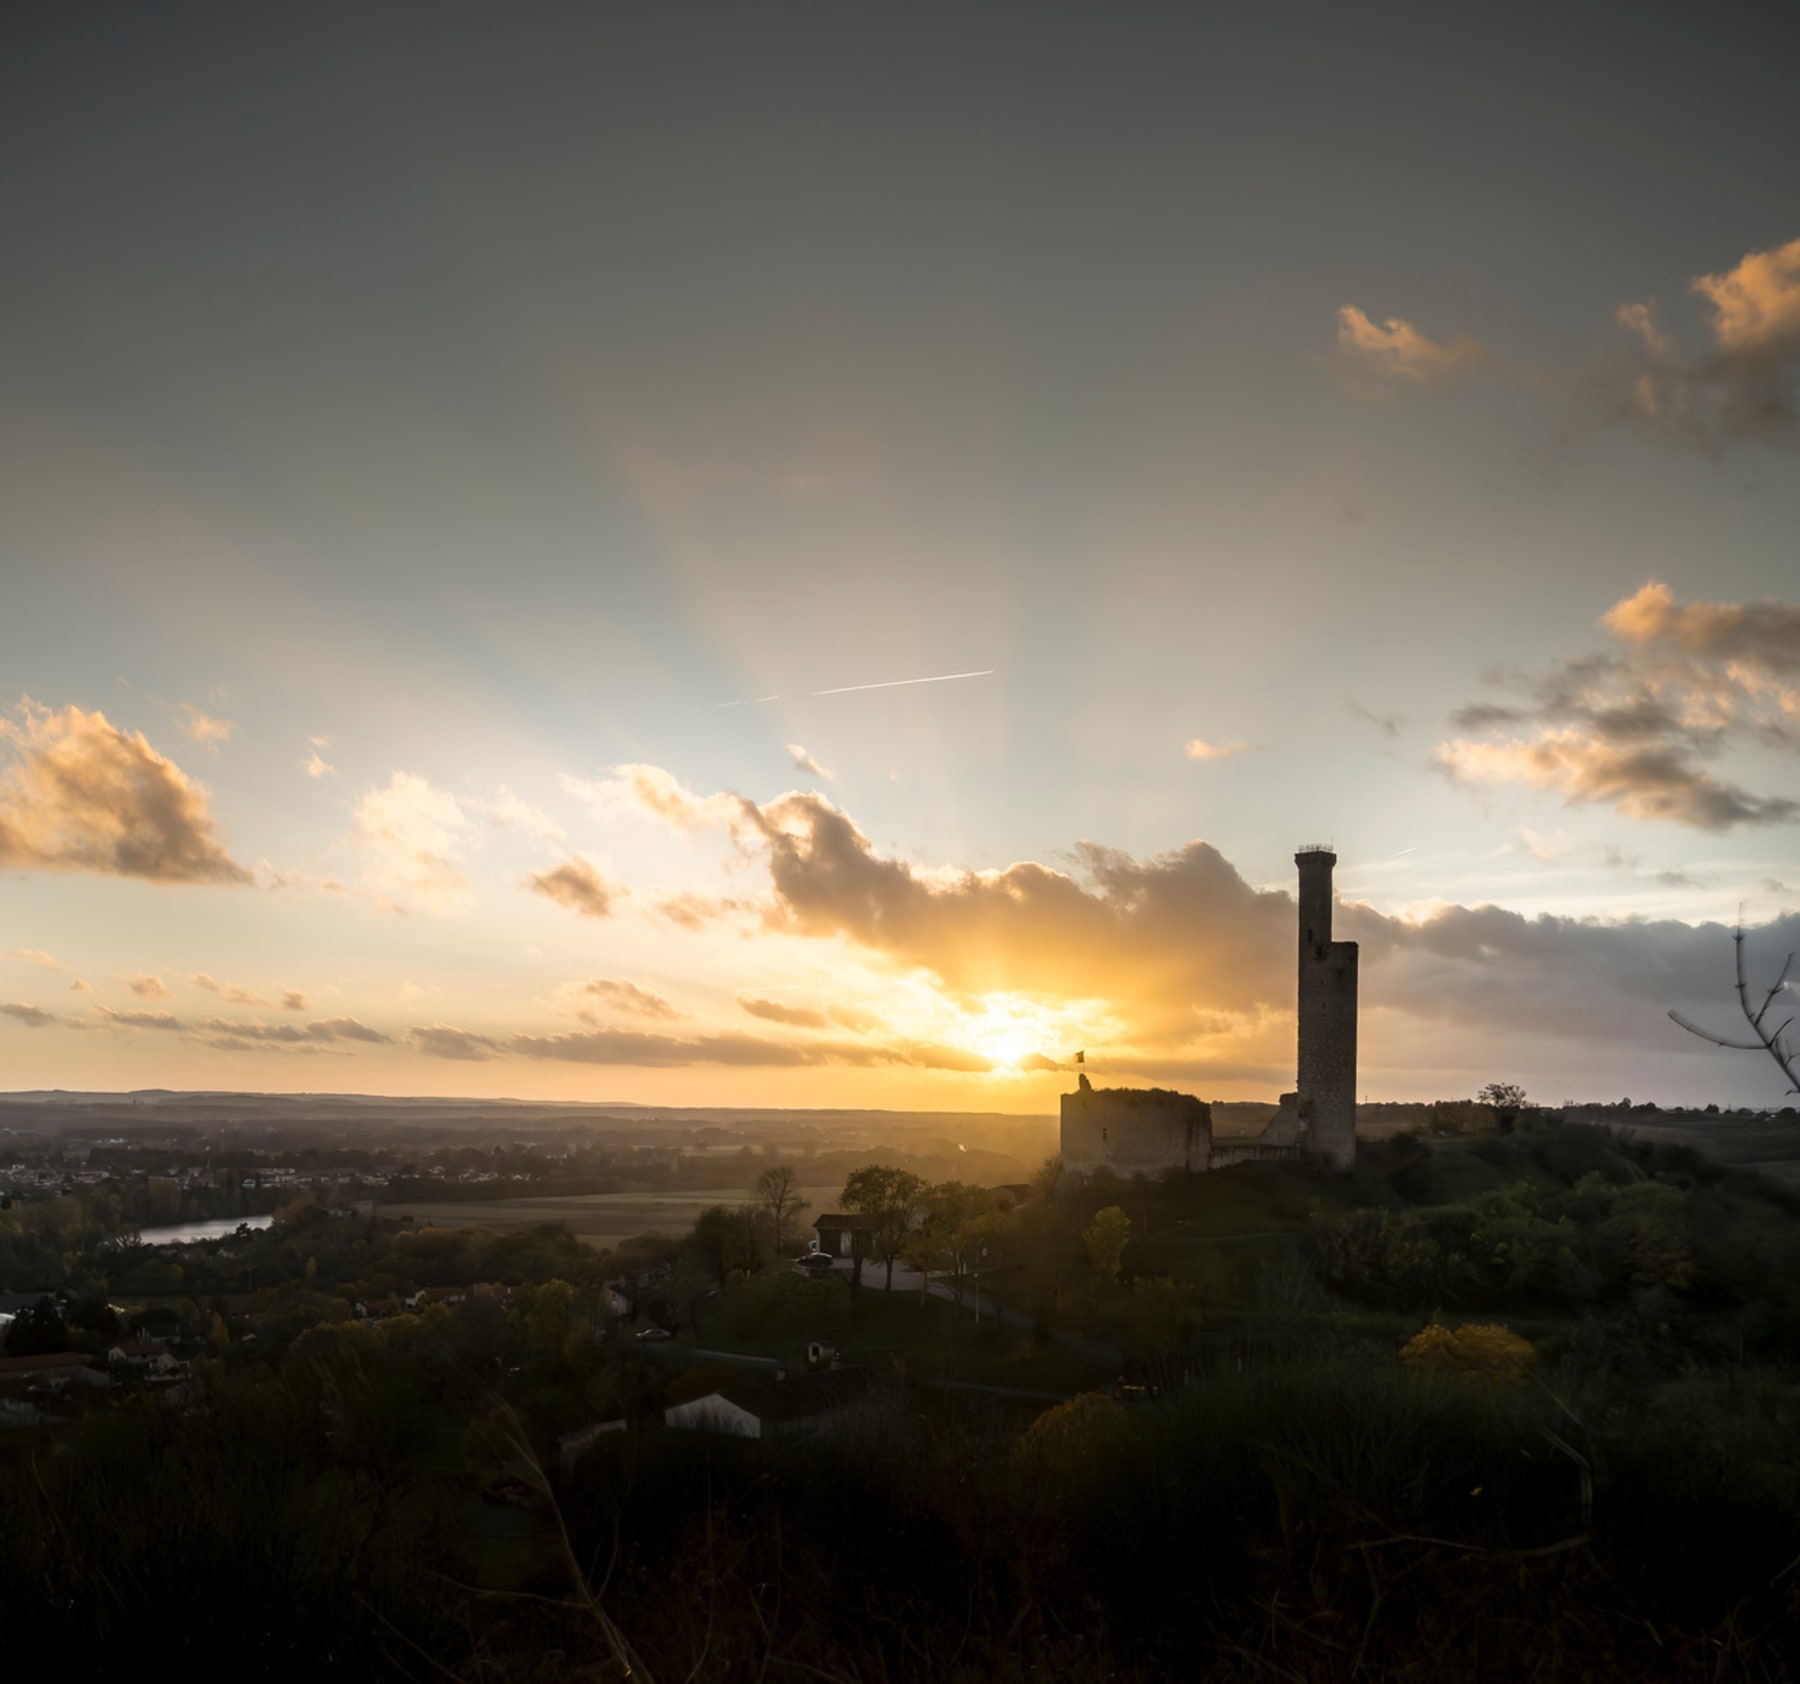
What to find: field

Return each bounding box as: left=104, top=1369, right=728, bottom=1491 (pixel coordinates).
left=370, top=1184, right=843, bottom=1250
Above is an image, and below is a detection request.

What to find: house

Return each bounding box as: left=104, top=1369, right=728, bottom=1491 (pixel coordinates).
left=664, top=1366, right=879, bottom=1440
left=108, top=1340, right=180, bottom=1375
left=811, top=1214, right=876, bottom=1258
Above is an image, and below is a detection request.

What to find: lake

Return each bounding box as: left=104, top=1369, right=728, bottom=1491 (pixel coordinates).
left=136, top=1214, right=275, bottom=1246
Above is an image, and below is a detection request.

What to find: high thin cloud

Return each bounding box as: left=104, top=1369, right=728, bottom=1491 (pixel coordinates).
left=471, top=787, right=566, bottom=843
left=1615, top=234, right=1800, bottom=443
left=0, top=700, right=251, bottom=884
left=1336, top=306, right=1492, bottom=386
left=352, top=772, right=475, bottom=914
left=1439, top=581, right=1800, bottom=831
left=577, top=979, right=679, bottom=1021
left=526, top=856, right=623, bottom=919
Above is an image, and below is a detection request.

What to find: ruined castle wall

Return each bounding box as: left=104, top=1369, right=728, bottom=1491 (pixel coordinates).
left=1060, top=1085, right=1212, bottom=1177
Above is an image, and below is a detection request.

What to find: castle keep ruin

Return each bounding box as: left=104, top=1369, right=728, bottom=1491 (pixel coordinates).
left=1061, top=845, right=1359, bottom=1176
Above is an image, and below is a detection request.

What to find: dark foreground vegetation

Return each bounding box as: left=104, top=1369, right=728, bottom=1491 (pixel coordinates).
left=2, top=1112, right=1798, bottom=1680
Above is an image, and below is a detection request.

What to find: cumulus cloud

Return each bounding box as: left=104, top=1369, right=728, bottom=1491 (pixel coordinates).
left=352, top=772, right=475, bottom=914
left=602, top=761, right=1800, bottom=1070
left=305, top=741, right=336, bottom=779
left=565, top=764, right=759, bottom=842
left=127, top=973, right=170, bottom=999
left=2, top=1001, right=80, bottom=1029
left=408, top=1024, right=505, bottom=1061
left=470, top=787, right=566, bottom=843
left=739, top=995, right=828, bottom=1029
left=1613, top=234, right=1800, bottom=444
left=199, top=1015, right=390, bottom=1046
left=1336, top=306, right=1492, bottom=386
left=280, top=990, right=309, bottom=1012
left=525, top=855, right=623, bottom=919
left=1184, top=738, right=1249, bottom=762
left=190, top=973, right=273, bottom=1005
left=787, top=743, right=832, bottom=779
left=511, top=1026, right=992, bottom=1072
left=1438, top=580, right=1800, bottom=831
left=176, top=704, right=233, bottom=744
left=577, top=979, right=679, bottom=1021
left=0, top=700, right=251, bottom=884
left=94, top=1005, right=185, bottom=1031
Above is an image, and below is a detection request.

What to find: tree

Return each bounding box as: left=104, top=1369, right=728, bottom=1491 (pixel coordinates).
left=840, top=1164, right=927, bottom=1292
left=1670, top=920, right=1798, bottom=1097
left=4, top=1295, right=69, bottom=1356
left=908, top=1182, right=1008, bottom=1308
left=751, top=1163, right=804, bottom=1256
left=1083, top=1206, right=1131, bottom=1277
left=1477, top=1082, right=1527, bottom=1110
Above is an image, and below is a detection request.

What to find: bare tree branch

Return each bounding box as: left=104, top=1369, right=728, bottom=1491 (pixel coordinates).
left=1669, top=918, right=1800, bottom=1096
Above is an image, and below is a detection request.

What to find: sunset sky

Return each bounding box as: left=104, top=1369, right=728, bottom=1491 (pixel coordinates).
left=3, top=6, right=1797, bottom=1109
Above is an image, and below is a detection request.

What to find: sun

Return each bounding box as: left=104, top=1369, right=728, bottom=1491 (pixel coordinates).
left=958, top=993, right=1062, bottom=1072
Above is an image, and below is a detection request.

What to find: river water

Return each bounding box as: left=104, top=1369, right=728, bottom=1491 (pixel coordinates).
left=135, top=1214, right=275, bottom=1246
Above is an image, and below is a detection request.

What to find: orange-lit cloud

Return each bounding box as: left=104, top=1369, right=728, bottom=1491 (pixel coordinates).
left=305, top=737, right=336, bottom=779
left=739, top=995, right=828, bottom=1029
left=409, top=1024, right=505, bottom=1061
left=577, top=978, right=679, bottom=1021
left=2, top=1001, right=85, bottom=1030
left=94, top=1005, right=185, bottom=1031
left=1184, top=737, right=1248, bottom=762
left=1336, top=306, right=1492, bottom=386
left=526, top=855, right=623, bottom=918
left=1692, top=235, right=1800, bottom=355
left=176, top=703, right=233, bottom=744
left=0, top=700, right=251, bottom=884
left=1613, top=235, right=1800, bottom=443
left=127, top=973, right=171, bottom=999
left=198, top=1015, right=390, bottom=1045
left=1440, top=581, right=1800, bottom=831
left=511, top=1026, right=993, bottom=1072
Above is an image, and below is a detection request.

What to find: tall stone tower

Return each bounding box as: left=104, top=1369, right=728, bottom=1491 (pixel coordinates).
left=1294, top=846, right=1358, bottom=1169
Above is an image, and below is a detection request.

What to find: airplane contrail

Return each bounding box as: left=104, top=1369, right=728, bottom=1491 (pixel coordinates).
left=809, top=669, right=995, bottom=697
left=708, top=694, right=782, bottom=710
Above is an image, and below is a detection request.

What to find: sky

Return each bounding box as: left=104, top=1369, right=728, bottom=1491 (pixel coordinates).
left=2, top=3, right=1798, bottom=1110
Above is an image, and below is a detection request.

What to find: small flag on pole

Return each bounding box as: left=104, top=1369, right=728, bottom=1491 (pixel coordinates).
left=1075, top=1050, right=1084, bottom=1064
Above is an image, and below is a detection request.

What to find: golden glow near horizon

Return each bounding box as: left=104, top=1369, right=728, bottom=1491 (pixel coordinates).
left=2, top=16, right=1798, bottom=1108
